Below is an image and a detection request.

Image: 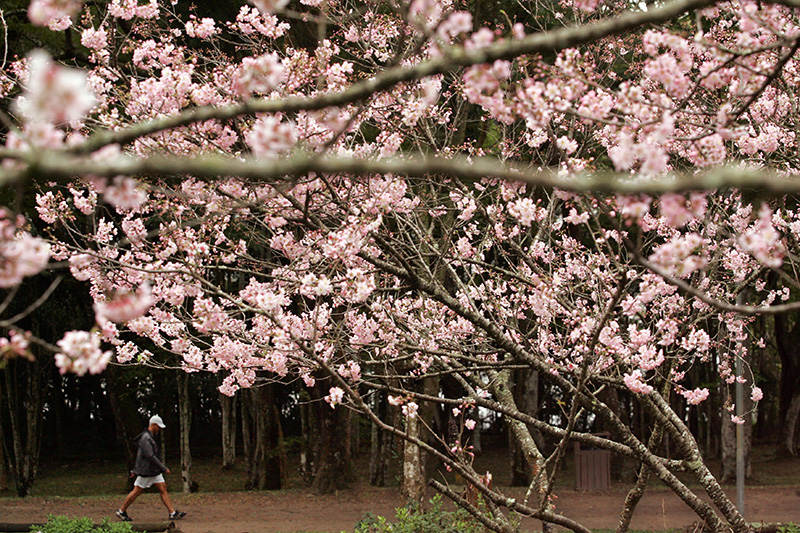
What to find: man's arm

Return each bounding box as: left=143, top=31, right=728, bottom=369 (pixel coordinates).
left=139, top=437, right=169, bottom=473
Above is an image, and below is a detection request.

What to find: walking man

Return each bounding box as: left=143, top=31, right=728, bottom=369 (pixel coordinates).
left=116, top=415, right=186, bottom=522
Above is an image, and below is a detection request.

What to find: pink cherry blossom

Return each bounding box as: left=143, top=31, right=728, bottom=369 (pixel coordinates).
left=508, top=198, right=545, bottom=226
left=751, top=386, right=763, bottom=402
left=81, top=27, right=108, bottom=50
left=0, top=210, right=50, bottom=288
left=185, top=17, right=218, bottom=39
left=14, top=50, right=95, bottom=125
left=28, top=0, right=82, bottom=28
left=337, top=361, right=361, bottom=382
left=103, top=177, right=148, bottom=213
left=402, top=401, right=419, bottom=419
left=0, top=330, right=31, bottom=359
left=94, top=284, right=154, bottom=324
left=738, top=204, right=785, bottom=268
left=681, top=387, right=710, bottom=405
left=55, top=330, right=112, bottom=376
left=623, top=370, right=653, bottom=395
left=250, top=0, right=288, bottom=15
left=246, top=116, right=297, bottom=158
left=235, top=6, right=289, bottom=38
left=234, top=53, right=285, bottom=97
left=387, top=395, right=403, bottom=406
left=325, top=386, right=345, bottom=407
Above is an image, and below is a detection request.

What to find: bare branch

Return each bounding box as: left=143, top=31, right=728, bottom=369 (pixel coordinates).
left=10, top=151, right=800, bottom=195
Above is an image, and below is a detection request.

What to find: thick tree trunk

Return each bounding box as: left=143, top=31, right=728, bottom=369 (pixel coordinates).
left=774, top=313, right=800, bottom=457
left=247, top=387, right=266, bottom=490
left=721, top=383, right=752, bottom=482
left=471, top=415, right=482, bottom=455
left=178, top=372, right=193, bottom=493
left=369, top=392, right=387, bottom=486
left=0, top=350, right=45, bottom=496
left=298, top=389, right=313, bottom=484
left=780, top=392, right=800, bottom=458
left=105, top=365, right=140, bottom=470
left=220, top=389, right=237, bottom=470
left=245, top=383, right=283, bottom=490
left=491, top=370, right=548, bottom=506
left=510, top=368, right=540, bottom=486
left=241, top=392, right=253, bottom=483
left=311, top=380, right=353, bottom=494
left=401, top=411, right=424, bottom=504
left=616, top=424, right=664, bottom=533
left=52, top=373, right=65, bottom=459
left=0, top=385, right=7, bottom=493
left=1, top=353, right=46, bottom=497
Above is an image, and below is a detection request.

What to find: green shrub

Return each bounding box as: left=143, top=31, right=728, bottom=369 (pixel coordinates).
left=30, top=516, right=135, bottom=533
left=778, top=524, right=800, bottom=533
left=353, top=495, right=485, bottom=533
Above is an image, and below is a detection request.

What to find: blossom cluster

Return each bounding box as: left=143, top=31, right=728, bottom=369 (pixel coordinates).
left=0, top=209, right=50, bottom=288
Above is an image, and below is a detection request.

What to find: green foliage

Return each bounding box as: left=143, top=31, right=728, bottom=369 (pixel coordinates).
left=30, top=516, right=135, bottom=533
left=778, top=523, right=800, bottom=533
left=352, top=495, right=485, bottom=533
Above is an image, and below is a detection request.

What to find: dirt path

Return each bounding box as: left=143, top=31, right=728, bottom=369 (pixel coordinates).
left=2, top=484, right=799, bottom=532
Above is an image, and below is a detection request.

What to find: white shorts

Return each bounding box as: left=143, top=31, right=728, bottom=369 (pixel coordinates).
left=134, top=474, right=165, bottom=488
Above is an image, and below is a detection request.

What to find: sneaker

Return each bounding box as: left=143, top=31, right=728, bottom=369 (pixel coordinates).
left=169, top=510, right=186, bottom=520
left=116, top=510, right=131, bottom=522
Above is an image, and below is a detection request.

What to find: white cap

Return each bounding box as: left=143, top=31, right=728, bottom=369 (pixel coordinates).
left=149, top=415, right=166, bottom=428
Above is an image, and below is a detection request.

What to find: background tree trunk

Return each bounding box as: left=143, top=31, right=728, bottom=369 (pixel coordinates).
left=774, top=313, right=800, bottom=457
left=241, top=392, right=253, bottom=484
left=369, top=392, right=387, bottom=486
left=298, top=389, right=313, bottom=485
left=178, top=372, right=194, bottom=493
left=245, top=383, right=283, bottom=490
left=248, top=387, right=266, bottom=490
left=311, top=379, right=353, bottom=494
left=510, top=368, right=540, bottom=486
left=721, top=381, right=752, bottom=482
left=1, top=353, right=46, bottom=497
left=220, top=388, right=237, bottom=470
left=0, top=384, right=8, bottom=493
left=105, top=365, right=140, bottom=471
left=401, top=411, right=424, bottom=504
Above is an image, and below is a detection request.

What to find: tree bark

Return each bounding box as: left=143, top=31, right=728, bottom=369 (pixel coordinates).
left=774, top=313, right=800, bottom=457
left=241, top=391, right=253, bottom=484
left=298, top=388, right=313, bottom=484
left=245, top=383, right=283, bottom=490
left=1, top=348, right=45, bottom=497
left=509, top=367, right=540, bottom=486
left=311, top=379, right=353, bottom=493
left=401, top=410, right=424, bottom=504
left=0, top=384, right=7, bottom=493
left=721, top=383, right=752, bottom=482
left=1, top=353, right=46, bottom=497
left=105, top=365, right=140, bottom=472
left=490, top=370, right=548, bottom=508
left=220, top=388, right=237, bottom=470
left=616, top=424, right=664, bottom=533
left=178, top=372, right=193, bottom=493
left=369, top=392, right=386, bottom=486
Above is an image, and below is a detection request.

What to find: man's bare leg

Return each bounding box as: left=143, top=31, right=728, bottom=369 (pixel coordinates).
left=120, top=486, right=144, bottom=512
left=154, top=482, right=176, bottom=514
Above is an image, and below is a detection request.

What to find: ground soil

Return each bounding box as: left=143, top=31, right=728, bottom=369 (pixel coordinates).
left=2, top=482, right=800, bottom=532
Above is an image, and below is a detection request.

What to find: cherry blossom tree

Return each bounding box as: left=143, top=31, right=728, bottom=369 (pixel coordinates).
left=3, top=0, right=800, bottom=529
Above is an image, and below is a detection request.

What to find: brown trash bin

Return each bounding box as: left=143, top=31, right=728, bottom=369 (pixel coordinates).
left=573, top=440, right=611, bottom=490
